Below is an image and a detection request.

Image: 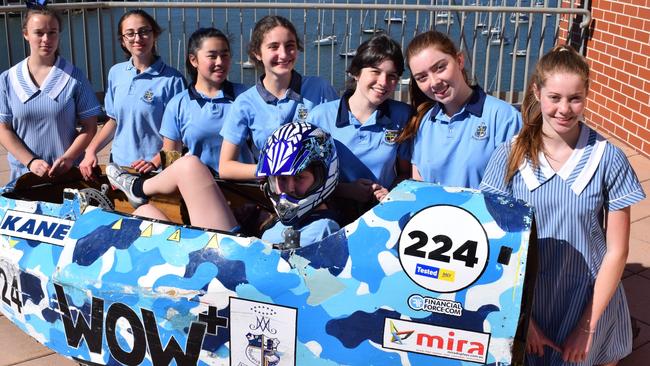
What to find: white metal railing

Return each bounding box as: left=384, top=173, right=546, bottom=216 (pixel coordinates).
left=0, top=1, right=590, bottom=103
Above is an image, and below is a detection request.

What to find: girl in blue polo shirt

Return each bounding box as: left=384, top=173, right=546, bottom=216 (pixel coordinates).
left=0, top=7, right=100, bottom=186
left=307, top=34, right=412, bottom=205
left=480, top=45, right=645, bottom=366
left=158, top=27, right=247, bottom=173
left=80, top=9, right=185, bottom=179
left=398, top=31, right=522, bottom=189
left=219, top=15, right=338, bottom=180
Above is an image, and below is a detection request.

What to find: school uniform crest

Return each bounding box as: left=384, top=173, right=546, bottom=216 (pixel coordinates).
left=383, top=129, right=400, bottom=145
left=142, top=89, right=154, bottom=103
left=295, top=104, right=309, bottom=122
left=473, top=122, right=488, bottom=140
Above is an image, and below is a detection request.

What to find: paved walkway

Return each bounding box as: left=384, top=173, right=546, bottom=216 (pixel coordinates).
left=0, top=131, right=649, bottom=365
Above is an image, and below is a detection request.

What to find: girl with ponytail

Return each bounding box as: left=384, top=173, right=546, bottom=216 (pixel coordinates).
left=480, top=44, right=646, bottom=366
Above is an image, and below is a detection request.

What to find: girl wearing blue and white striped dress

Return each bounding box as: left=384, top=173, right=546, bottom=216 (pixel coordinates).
left=0, top=6, right=100, bottom=186
left=480, top=45, right=646, bottom=365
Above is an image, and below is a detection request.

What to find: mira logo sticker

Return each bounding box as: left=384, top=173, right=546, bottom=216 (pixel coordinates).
left=0, top=210, right=73, bottom=246
left=383, top=318, right=490, bottom=364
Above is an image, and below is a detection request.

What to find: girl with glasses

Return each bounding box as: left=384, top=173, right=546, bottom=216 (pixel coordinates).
left=80, top=9, right=186, bottom=179
left=0, top=6, right=100, bottom=187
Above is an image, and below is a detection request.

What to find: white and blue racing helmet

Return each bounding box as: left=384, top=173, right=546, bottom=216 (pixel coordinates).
left=257, top=122, right=339, bottom=226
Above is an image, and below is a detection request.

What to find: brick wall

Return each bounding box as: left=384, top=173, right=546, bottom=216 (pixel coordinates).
left=560, top=0, right=650, bottom=157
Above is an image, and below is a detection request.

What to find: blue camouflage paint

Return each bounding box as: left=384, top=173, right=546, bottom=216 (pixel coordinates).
left=0, top=180, right=534, bottom=365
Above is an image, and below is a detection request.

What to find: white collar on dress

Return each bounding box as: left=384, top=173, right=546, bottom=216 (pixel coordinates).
left=518, top=123, right=607, bottom=195
left=8, top=56, right=73, bottom=103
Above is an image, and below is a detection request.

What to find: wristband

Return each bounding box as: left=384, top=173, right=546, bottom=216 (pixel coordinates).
left=26, top=157, right=38, bottom=170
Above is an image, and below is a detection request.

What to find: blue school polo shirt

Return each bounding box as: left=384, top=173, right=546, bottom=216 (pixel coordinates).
left=411, top=86, right=522, bottom=189
left=159, top=81, right=250, bottom=172
left=220, top=70, right=338, bottom=152
left=0, top=57, right=101, bottom=183
left=308, top=93, right=413, bottom=188
left=105, top=57, right=186, bottom=166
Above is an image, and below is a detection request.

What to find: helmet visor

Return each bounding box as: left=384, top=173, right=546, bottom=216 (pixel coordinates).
left=267, top=164, right=324, bottom=200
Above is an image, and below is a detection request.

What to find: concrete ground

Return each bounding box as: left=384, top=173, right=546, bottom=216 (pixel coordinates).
left=0, top=131, right=649, bottom=365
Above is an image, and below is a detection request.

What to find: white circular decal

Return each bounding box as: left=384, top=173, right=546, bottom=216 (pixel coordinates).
left=398, top=205, right=489, bottom=293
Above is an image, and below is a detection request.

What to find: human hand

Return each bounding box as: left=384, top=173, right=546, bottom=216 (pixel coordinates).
left=371, top=183, right=389, bottom=202
left=131, top=159, right=157, bottom=174
left=28, top=158, right=50, bottom=178
left=561, top=323, right=594, bottom=363
left=48, top=156, right=73, bottom=177
left=526, top=319, right=562, bottom=357
left=353, top=178, right=375, bottom=202
left=79, top=153, right=98, bottom=181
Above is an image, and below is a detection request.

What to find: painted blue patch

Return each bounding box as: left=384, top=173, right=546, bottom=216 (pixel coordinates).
left=484, top=192, right=532, bottom=232
left=20, top=271, right=44, bottom=305
left=72, top=218, right=142, bottom=266
left=186, top=249, right=248, bottom=290
left=326, top=308, right=401, bottom=347
left=284, top=231, right=349, bottom=276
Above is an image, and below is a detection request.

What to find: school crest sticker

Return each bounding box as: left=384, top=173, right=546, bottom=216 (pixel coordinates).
left=142, top=89, right=154, bottom=103
left=473, top=122, right=488, bottom=140
left=384, top=129, right=400, bottom=145
left=230, top=298, right=297, bottom=366
left=295, top=104, right=309, bottom=122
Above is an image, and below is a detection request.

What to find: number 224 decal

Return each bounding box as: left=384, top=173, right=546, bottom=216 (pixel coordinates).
left=398, top=205, right=489, bottom=293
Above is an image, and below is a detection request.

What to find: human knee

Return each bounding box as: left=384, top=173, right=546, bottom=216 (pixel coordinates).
left=176, top=155, right=210, bottom=177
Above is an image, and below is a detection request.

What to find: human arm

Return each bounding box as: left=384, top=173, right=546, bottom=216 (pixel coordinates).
left=80, top=118, right=116, bottom=179
left=49, top=116, right=98, bottom=177
left=130, top=155, right=161, bottom=174
left=161, top=137, right=182, bottom=153
left=412, top=164, right=423, bottom=181
left=395, top=157, right=411, bottom=185
left=561, top=207, right=631, bottom=363
left=334, top=179, right=375, bottom=203
left=218, top=140, right=257, bottom=180
left=374, top=157, right=411, bottom=201
left=0, top=122, right=50, bottom=176
left=526, top=318, right=562, bottom=357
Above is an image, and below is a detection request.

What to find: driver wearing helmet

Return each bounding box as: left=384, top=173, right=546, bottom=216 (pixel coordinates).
left=106, top=122, right=340, bottom=247
left=257, top=122, right=340, bottom=247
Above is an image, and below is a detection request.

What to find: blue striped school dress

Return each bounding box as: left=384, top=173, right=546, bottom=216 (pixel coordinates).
left=0, top=57, right=101, bottom=184
left=480, top=123, right=646, bottom=365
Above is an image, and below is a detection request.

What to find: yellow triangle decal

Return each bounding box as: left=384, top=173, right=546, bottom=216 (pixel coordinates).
left=112, top=219, right=123, bottom=230
left=206, top=234, right=219, bottom=249
left=141, top=224, right=153, bottom=237
left=167, top=229, right=181, bottom=242
left=9, top=237, right=20, bottom=248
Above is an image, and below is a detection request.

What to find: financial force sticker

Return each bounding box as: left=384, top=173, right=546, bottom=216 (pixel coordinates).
left=398, top=205, right=489, bottom=293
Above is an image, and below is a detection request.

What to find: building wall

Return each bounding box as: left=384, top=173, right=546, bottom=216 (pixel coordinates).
left=560, top=0, right=650, bottom=157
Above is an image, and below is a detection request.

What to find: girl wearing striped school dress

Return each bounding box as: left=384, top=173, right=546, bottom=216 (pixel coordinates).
left=218, top=15, right=338, bottom=181
left=158, top=27, right=247, bottom=173
left=80, top=10, right=185, bottom=179
left=480, top=45, right=646, bottom=365
left=0, top=6, right=100, bottom=186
